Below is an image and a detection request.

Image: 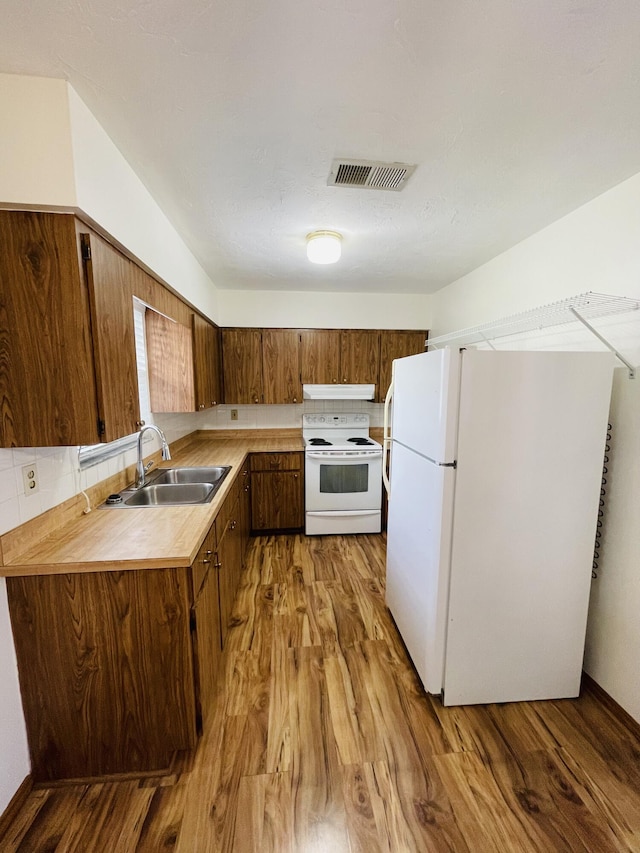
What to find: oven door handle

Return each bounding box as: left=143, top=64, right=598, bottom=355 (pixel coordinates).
left=382, top=379, right=393, bottom=497
left=306, top=451, right=382, bottom=460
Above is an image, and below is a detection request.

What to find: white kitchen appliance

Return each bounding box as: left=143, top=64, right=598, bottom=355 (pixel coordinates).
left=383, top=347, right=615, bottom=706
left=303, top=413, right=383, bottom=535
left=303, top=384, right=375, bottom=400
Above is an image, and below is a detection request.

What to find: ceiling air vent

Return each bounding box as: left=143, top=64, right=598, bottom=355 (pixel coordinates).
left=328, top=159, right=417, bottom=191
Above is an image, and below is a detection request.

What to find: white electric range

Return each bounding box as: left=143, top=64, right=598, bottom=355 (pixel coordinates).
left=302, top=413, right=383, bottom=535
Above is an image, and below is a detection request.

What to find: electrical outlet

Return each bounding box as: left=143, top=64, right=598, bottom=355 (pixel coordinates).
left=22, top=463, right=39, bottom=495
left=230, top=409, right=238, bottom=421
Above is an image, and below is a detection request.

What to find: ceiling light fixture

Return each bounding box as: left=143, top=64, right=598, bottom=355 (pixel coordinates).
left=306, top=230, right=342, bottom=264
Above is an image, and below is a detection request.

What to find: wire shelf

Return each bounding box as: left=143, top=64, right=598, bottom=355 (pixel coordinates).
left=428, top=292, right=640, bottom=350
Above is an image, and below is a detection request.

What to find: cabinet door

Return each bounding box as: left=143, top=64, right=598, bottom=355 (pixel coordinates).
left=7, top=568, right=197, bottom=781
left=239, top=461, right=251, bottom=562
left=339, top=330, right=380, bottom=385
left=262, top=329, right=302, bottom=404
left=251, top=470, right=304, bottom=531
left=300, top=329, right=341, bottom=384
left=82, top=230, right=141, bottom=442
left=0, top=212, right=100, bottom=447
left=378, top=330, right=427, bottom=401
left=146, top=310, right=195, bottom=413
left=217, top=498, right=243, bottom=647
left=193, top=314, right=222, bottom=410
left=191, top=528, right=223, bottom=730
left=222, top=328, right=263, bottom=404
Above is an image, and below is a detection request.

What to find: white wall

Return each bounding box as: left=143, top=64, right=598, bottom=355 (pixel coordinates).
left=430, top=171, right=640, bottom=334
left=67, top=87, right=220, bottom=323
left=218, top=289, right=431, bottom=329
left=431, top=172, right=640, bottom=724
left=0, top=74, right=76, bottom=208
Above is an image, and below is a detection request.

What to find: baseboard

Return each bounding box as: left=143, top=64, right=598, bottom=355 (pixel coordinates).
left=0, top=774, right=33, bottom=843
left=582, top=672, right=640, bottom=740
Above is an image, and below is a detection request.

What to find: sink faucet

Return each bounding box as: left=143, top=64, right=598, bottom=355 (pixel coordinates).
left=135, top=424, right=172, bottom=488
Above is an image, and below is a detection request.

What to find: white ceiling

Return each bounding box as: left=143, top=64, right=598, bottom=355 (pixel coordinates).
left=2, top=1, right=640, bottom=294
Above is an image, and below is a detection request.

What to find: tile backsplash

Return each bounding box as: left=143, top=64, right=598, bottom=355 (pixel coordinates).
left=0, top=402, right=383, bottom=536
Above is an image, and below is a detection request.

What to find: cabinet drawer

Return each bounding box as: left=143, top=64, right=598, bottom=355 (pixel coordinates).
left=250, top=452, right=303, bottom=472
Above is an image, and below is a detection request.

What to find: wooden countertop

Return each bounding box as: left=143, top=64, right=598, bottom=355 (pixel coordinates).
left=0, top=431, right=304, bottom=578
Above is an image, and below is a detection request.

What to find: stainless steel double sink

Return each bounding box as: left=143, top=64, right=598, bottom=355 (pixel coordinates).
left=101, top=466, right=231, bottom=508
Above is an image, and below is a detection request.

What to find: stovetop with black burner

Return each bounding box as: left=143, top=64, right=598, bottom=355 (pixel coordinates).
left=302, top=413, right=382, bottom=452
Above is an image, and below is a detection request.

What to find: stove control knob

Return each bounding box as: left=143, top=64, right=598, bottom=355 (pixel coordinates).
left=318, top=416, right=325, bottom=423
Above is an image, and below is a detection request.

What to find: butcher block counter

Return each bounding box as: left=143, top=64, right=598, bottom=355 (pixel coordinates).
left=0, top=429, right=303, bottom=578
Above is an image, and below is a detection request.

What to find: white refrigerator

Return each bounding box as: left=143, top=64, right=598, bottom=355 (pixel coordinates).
left=385, top=347, right=615, bottom=706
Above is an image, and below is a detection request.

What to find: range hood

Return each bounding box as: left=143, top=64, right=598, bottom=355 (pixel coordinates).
left=303, top=384, right=375, bottom=401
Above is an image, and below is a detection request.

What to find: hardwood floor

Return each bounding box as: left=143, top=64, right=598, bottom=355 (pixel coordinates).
left=3, top=533, right=640, bottom=852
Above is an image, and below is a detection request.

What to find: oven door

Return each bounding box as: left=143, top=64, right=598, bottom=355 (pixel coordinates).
left=305, top=450, right=383, bottom=512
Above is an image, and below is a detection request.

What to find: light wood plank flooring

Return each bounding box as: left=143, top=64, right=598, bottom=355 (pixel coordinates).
left=3, top=533, right=640, bottom=852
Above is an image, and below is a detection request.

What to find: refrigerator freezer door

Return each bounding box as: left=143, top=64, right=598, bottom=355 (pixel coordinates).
left=386, top=441, right=455, bottom=695
left=443, top=349, right=615, bottom=706
left=391, top=348, right=460, bottom=464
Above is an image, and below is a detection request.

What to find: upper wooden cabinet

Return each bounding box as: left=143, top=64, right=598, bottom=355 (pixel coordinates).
left=147, top=312, right=223, bottom=414
left=378, top=330, right=428, bottom=401
left=83, top=231, right=142, bottom=441
left=0, top=211, right=141, bottom=447
left=262, top=329, right=302, bottom=404
left=339, top=330, right=380, bottom=385
left=300, top=330, right=380, bottom=386
left=222, top=328, right=263, bottom=404
left=146, top=310, right=196, bottom=413
left=192, top=314, right=222, bottom=410
left=300, top=330, right=341, bottom=384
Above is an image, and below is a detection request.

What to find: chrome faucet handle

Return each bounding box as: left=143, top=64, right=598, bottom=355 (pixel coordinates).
left=144, top=460, right=154, bottom=473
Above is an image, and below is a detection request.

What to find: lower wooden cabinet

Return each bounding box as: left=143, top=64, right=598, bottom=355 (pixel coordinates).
left=250, top=452, right=304, bottom=532
left=215, top=472, right=246, bottom=646
left=190, top=523, right=221, bottom=731
left=7, top=567, right=198, bottom=782
left=6, top=465, right=254, bottom=783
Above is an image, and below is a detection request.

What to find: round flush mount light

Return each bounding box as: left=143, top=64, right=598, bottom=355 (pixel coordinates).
left=306, top=230, right=342, bottom=264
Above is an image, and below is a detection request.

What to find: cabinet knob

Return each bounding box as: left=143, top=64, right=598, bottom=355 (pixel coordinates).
left=293, top=397, right=297, bottom=403
left=332, top=379, right=337, bottom=383
left=293, top=473, right=298, bottom=479
left=205, top=550, right=213, bottom=556
left=203, top=558, right=212, bottom=564
left=215, top=560, right=222, bottom=570
left=136, top=420, right=146, bottom=427
left=212, top=401, right=217, bottom=406
left=199, top=403, right=205, bottom=410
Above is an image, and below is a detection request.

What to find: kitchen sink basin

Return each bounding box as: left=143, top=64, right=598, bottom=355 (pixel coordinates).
left=151, top=466, right=230, bottom=486
left=123, top=483, right=214, bottom=506
left=100, top=466, right=231, bottom=508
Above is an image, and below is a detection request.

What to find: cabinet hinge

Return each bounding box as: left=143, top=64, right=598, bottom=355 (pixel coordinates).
left=97, top=419, right=106, bottom=436
left=80, top=236, right=92, bottom=261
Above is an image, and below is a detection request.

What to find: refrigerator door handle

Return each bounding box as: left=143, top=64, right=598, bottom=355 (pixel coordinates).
left=382, top=380, right=394, bottom=496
